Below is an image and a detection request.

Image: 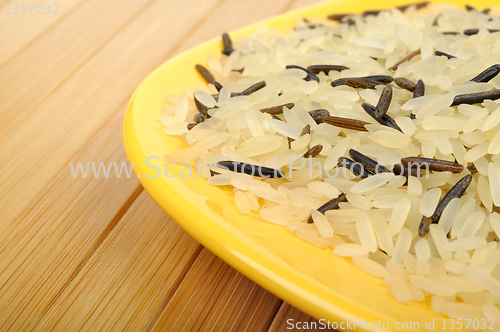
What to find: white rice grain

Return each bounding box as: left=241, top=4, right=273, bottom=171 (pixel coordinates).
left=392, top=228, right=412, bottom=264
left=388, top=197, right=412, bottom=236
left=311, top=209, right=334, bottom=238
left=443, top=237, right=487, bottom=252
left=438, top=197, right=461, bottom=235
left=356, top=213, right=377, bottom=252
left=350, top=173, right=394, bottom=194
left=352, top=256, right=389, bottom=278
left=307, top=181, right=340, bottom=199
left=174, top=95, right=189, bottom=121
left=430, top=224, right=452, bottom=262
left=410, top=275, right=456, bottom=297
left=488, top=163, right=500, bottom=206
left=248, top=185, right=289, bottom=204
left=163, top=148, right=205, bottom=162
left=464, top=267, right=500, bottom=300
left=333, top=244, right=370, bottom=257
left=420, top=188, right=442, bottom=217
left=456, top=211, right=485, bottom=239
left=346, top=193, right=372, bottom=210
left=415, top=238, right=431, bottom=262
left=259, top=208, right=299, bottom=225
left=391, top=281, right=413, bottom=303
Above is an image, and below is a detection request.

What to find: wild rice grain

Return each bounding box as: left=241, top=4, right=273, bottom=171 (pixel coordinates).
left=361, top=103, right=402, bottom=132
left=300, top=125, right=310, bottom=136
left=323, top=116, right=369, bottom=132
left=307, top=64, right=349, bottom=74
left=349, top=149, right=390, bottom=174
left=451, top=89, right=500, bottom=106
left=286, top=65, right=319, bottom=82
left=195, top=64, right=216, bottom=85
left=437, top=174, right=471, bottom=214
left=259, top=103, right=295, bottom=115
left=221, top=32, right=235, bottom=56
left=307, top=193, right=347, bottom=223
left=374, top=84, right=393, bottom=118
left=345, top=78, right=381, bottom=89
left=434, top=50, right=456, bottom=59
left=413, top=79, right=425, bottom=99
left=470, top=64, right=500, bottom=83
left=463, top=28, right=500, bottom=35
left=326, top=13, right=349, bottom=21
left=238, top=81, right=267, bottom=96
left=337, top=157, right=371, bottom=178
left=390, top=49, right=421, bottom=70
left=331, top=75, right=393, bottom=87
left=394, top=77, right=416, bottom=92
left=217, top=160, right=285, bottom=178
left=303, top=145, right=323, bottom=158
left=401, top=157, right=464, bottom=173
left=308, top=109, right=330, bottom=124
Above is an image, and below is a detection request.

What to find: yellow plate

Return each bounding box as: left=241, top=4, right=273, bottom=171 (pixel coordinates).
left=124, top=1, right=492, bottom=330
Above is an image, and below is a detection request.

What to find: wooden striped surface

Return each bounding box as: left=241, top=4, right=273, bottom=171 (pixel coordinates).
left=0, top=0, right=330, bottom=331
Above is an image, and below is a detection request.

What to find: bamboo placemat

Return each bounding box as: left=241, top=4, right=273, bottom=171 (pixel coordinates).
left=0, top=0, right=327, bottom=330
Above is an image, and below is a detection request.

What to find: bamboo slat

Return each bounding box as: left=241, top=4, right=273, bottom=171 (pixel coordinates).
left=150, top=249, right=282, bottom=332
left=33, top=192, right=202, bottom=332
left=0, top=0, right=152, bottom=134
left=0, top=113, right=141, bottom=331
left=0, top=0, right=219, bottom=233
left=0, top=0, right=83, bottom=67
left=268, top=303, right=325, bottom=332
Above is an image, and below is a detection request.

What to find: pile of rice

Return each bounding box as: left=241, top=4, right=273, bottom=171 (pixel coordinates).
left=161, top=3, right=500, bottom=324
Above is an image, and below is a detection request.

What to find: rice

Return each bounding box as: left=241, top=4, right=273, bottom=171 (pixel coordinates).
left=160, top=2, right=500, bottom=319
left=456, top=211, right=485, bottom=239
left=419, top=187, right=442, bottom=217
left=311, top=209, right=334, bottom=238
left=333, top=243, right=370, bottom=257
left=415, top=238, right=431, bottom=262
